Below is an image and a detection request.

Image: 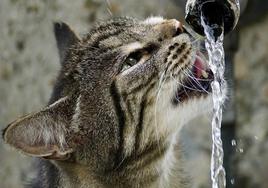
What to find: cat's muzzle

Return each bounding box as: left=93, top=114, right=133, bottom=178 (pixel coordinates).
left=173, top=53, right=213, bottom=104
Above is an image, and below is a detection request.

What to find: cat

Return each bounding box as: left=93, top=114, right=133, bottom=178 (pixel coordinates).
left=2, top=16, right=215, bottom=188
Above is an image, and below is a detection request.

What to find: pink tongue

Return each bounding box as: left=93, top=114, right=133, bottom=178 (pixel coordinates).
left=194, top=56, right=204, bottom=78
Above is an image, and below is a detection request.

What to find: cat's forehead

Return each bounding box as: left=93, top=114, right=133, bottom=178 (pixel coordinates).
left=84, top=16, right=181, bottom=50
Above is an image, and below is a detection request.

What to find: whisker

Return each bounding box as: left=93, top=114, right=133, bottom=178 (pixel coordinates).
left=105, top=0, right=113, bottom=16
left=182, top=70, right=209, bottom=94
left=190, top=39, right=202, bottom=45
left=190, top=37, right=204, bottom=44
left=182, top=69, right=204, bottom=87
left=170, top=74, right=191, bottom=98
left=171, top=75, right=208, bottom=93
left=192, top=46, right=208, bottom=53
left=154, top=71, right=167, bottom=152
left=172, top=64, right=208, bottom=93
left=114, top=152, right=127, bottom=170
left=184, top=67, right=211, bottom=81
left=170, top=74, right=182, bottom=103
left=170, top=74, right=189, bottom=102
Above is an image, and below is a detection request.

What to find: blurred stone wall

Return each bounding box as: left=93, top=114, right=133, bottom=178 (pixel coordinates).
left=235, top=17, right=268, bottom=187
left=0, top=0, right=267, bottom=188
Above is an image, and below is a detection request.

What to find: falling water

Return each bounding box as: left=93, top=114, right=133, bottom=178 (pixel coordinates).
left=201, top=17, right=226, bottom=188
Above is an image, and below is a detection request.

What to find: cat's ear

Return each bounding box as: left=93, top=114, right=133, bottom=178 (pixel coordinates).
left=2, top=97, right=74, bottom=160
left=53, top=22, right=80, bottom=64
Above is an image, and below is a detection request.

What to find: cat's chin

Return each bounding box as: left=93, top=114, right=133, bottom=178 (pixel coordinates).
left=178, top=94, right=213, bottom=126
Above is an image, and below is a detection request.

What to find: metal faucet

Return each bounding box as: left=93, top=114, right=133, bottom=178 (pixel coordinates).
left=185, top=0, right=240, bottom=38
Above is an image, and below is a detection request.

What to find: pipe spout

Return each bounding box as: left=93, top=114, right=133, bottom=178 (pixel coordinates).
left=185, top=0, right=240, bottom=37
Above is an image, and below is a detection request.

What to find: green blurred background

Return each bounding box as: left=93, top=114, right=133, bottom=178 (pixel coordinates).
left=0, top=0, right=268, bottom=187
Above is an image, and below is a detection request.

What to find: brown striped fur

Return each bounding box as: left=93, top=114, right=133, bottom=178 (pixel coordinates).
left=2, top=17, right=213, bottom=188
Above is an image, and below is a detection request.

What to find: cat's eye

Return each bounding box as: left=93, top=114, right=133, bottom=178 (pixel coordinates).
left=125, top=56, right=139, bottom=66
left=121, top=51, right=144, bottom=72
left=121, top=44, right=158, bottom=72
left=122, top=57, right=137, bottom=70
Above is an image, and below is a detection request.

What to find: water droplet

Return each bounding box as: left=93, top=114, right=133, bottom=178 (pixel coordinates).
left=231, top=178, right=235, bottom=185
left=231, top=139, right=236, bottom=146
left=239, top=148, right=244, bottom=153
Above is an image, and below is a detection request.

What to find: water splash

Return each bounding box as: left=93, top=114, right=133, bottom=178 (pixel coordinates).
left=201, top=17, right=227, bottom=188
left=231, top=139, right=237, bottom=146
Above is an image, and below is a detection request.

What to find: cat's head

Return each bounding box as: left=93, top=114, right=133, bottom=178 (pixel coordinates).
left=3, top=17, right=213, bottom=170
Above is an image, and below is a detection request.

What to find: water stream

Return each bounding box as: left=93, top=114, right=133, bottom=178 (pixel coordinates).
left=201, top=18, right=227, bottom=188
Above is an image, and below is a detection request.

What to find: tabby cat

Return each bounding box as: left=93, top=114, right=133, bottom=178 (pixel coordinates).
left=3, top=17, right=215, bottom=188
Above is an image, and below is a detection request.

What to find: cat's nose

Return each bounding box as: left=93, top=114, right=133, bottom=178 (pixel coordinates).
left=169, top=19, right=184, bottom=36
left=156, top=19, right=184, bottom=39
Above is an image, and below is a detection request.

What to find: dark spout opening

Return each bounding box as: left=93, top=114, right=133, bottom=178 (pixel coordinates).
left=201, top=2, right=224, bottom=40
left=185, top=0, right=239, bottom=39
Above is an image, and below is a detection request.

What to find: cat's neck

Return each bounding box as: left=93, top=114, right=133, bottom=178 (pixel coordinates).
left=158, top=136, right=189, bottom=188
left=54, top=136, right=187, bottom=188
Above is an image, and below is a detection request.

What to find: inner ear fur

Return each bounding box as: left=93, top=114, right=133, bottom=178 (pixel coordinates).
left=2, top=97, right=74, bottom=160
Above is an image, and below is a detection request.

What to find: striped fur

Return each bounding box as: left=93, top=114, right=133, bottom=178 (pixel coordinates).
left=2, top=17, right=214, bottom=188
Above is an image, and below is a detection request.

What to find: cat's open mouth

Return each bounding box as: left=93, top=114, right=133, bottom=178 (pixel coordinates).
left=173, top=53, right=214, bottom=104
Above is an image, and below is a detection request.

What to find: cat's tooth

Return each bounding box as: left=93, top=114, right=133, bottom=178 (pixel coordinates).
left=201, top=70, right=208, bottom=78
